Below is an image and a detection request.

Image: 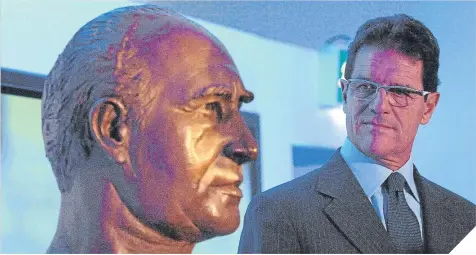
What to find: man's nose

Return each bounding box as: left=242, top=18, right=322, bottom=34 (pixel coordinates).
left=369, top=88, right=391, bottom=113
left=223, top=116, right=258, bottom=165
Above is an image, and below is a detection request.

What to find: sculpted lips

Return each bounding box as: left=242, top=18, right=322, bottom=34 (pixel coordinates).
left=210, top=170, right=243, bottom=198
left=212, top=184, right=243, bottom=198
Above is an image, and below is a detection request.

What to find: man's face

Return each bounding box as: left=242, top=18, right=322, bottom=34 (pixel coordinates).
left=342, top=45, right=438, bottom=161
left=121, top=28, right=258, bottom=242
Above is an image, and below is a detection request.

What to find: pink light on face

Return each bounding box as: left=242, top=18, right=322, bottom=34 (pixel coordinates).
left=370, top=49, right=401, bottom=84
left=368, top=50, right=396, bottom=155
left=347, top=45, right=424, bottom=162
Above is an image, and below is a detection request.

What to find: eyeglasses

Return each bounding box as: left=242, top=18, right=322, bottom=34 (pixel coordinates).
left=340, top=78, right=431, bottom=107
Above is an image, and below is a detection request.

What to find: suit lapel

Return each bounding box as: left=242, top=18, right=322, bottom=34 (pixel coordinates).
left=316, top=151, right=393, bottom=253
left=414, top=168, right=455, bottom=253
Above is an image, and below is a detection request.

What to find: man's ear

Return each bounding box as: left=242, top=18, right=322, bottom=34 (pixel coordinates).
left=89, top=98, right=130, bottom=164
left=339, top=79, right=348, bottom=114
left=420, top=92, right=440, bottom=125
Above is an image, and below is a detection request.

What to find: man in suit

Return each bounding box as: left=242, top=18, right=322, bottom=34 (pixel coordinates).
left=42, top=5, right=257, bottom=253
left=238, top=14, right=475, bottom=254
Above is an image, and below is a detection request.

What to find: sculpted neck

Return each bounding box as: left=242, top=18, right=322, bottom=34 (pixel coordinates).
left=48, top=178, right=194, bottom=253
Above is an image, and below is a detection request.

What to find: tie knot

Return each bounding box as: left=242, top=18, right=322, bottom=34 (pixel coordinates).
left=386, top=172, right=406, bottom=192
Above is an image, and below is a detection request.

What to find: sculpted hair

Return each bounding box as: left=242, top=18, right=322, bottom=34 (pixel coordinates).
left=41, top=5, right=215, bottom=193
left=344, top=14, right=440, bottom=92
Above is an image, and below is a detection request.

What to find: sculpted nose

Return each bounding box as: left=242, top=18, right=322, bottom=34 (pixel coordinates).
left=223, top=141, right=258, bottom=165
left=223, top=117, right=258, bottom=165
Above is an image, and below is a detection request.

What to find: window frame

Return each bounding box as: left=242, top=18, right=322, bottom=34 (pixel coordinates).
left=1, top=68, right=44, bottom=99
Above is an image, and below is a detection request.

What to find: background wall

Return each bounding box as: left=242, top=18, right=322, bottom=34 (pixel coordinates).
left=1, top=0, right=475, bottom=253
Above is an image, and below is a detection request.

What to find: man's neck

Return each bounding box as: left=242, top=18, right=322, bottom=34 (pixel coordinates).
left=372, top=156, right=410, bottom=171
left=343, top=138, right=412, bottom=171
left=48, top=181, right=194, bottom=253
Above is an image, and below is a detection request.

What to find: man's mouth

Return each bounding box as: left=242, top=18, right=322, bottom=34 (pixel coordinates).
left=362, top=121, right=393, bottom=129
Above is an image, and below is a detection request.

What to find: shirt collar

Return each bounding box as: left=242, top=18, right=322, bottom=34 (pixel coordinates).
left=340, top=138, right=420, bottom=202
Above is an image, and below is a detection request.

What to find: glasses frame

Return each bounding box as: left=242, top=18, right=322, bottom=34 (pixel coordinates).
left=340, top=78, right=431, bottom=105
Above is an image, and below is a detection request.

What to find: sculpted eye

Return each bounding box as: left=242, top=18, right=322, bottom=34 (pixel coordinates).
left=205, top=102, right=223, bottom=120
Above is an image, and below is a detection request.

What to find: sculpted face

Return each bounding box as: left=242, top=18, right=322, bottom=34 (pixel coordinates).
left=342, top=45, right=439, bottom=161
left=115, top=26, right=258, bottom=242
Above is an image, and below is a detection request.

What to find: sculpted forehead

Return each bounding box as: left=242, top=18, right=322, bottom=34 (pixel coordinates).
left=114, top=20, right=237, bottom=81
left=112, top=13, right=234, bottom=71
left=124, top=23, right=241, bottom=101
left=111, top=15, right=240, bottom=104
left=148, top=27, right=234, bottom=76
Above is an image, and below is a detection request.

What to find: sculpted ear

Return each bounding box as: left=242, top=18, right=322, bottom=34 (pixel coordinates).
left=89, top=98, right=130, bottom=164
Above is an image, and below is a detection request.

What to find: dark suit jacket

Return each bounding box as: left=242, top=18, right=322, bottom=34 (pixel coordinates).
left=238, top=150, right=476, bottom=253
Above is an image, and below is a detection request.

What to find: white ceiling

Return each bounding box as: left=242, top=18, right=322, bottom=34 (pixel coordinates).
left=137, top=1, right=474, bottom=50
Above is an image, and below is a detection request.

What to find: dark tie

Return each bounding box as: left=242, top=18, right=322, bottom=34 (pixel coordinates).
left=386, top=172, right=424, bottom=253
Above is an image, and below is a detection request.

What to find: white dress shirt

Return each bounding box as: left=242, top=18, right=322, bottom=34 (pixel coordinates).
left=340, top=138, right=423, bottom=233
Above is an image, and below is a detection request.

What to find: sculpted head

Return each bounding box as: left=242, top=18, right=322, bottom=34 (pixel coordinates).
left=42, top=5, right=258, bottom=243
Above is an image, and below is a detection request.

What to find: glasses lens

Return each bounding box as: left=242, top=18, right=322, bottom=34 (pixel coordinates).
left=388, top=87, right=416, bottom=106
left=351, top=81, right=377, bottom=99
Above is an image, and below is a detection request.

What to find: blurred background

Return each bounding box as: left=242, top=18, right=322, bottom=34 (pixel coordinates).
left=1, top=0, right=475, bottom=253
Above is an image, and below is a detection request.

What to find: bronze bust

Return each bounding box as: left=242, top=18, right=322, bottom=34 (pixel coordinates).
left=41, top=5, right=258, bottom=253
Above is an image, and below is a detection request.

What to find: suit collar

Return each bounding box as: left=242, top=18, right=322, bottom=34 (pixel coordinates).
left=316, top=150, right=394, bottom=253
left=315, top=152, right=459, bottom=253
left=340, top=138, right=419, bottom=202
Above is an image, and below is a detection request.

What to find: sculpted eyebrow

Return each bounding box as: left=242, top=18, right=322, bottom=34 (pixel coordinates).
left=186, top=84, right=253, bottom=110
left=192, top=85, right=233, bottom=100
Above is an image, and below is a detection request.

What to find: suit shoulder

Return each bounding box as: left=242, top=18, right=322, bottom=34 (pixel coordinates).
left=422, top=177, right=475, bottom=207
left=245, top=168, right=326, bottom=228
left=421, top=177, right=476, bottom=222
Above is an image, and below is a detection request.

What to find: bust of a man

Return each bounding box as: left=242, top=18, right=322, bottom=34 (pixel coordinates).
left=41, top=5, right=258, bottom=253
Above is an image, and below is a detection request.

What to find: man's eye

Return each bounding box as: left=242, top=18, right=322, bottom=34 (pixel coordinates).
left=390, top=88, right=412, bottom=96
left=205, top=102, right=223, bottom=120
left=356, top=83, right=374, bottom=91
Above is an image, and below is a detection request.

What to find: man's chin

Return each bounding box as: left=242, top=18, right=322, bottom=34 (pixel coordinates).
left=353, top=134, right=394, bottom=157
